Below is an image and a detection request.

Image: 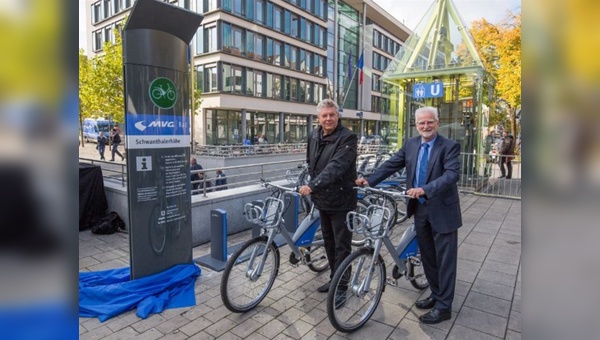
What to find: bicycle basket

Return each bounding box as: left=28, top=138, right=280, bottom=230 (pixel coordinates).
left=347, top=205, right=392, bottom=239
left=260, top=197, right=285, bottom=228
left=244, top=203, right=264, bottom=224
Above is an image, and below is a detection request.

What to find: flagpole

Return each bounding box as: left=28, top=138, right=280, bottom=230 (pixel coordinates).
left=341, top=65, right=358, bottom=108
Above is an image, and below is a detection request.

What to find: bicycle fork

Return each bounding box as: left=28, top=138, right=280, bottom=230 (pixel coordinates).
left=353, top=239, right=384, bottom=297
left=246, top=229, right=278, bottom=281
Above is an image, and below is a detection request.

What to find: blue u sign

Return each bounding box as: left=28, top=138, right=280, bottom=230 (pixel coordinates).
left=413, top=82, right=444, bottom=99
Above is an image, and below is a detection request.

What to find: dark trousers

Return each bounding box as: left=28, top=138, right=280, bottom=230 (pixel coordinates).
left=499, top=155, right=512, bottom=178
left=414, top=204, right=458, bottom=311
left=319, top=210, right=352, bottom=280
left=111, top=142, right=124, bottom=160
left=98, top=145, right=105, bottom=160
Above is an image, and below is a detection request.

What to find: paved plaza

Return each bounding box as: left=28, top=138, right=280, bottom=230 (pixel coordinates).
left=79, top=192, right=521, bottom=340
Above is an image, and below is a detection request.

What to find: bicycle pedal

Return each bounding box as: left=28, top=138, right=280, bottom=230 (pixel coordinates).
left=386, top=277, right=398, bottom=287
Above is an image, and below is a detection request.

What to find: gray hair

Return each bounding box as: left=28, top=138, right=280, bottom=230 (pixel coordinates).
left=415, top=106, right=439, bottom=122
left=316, top=98, right=339, bottom=114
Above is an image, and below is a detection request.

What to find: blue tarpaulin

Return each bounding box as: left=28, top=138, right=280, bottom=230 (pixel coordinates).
left=79, top=263, right=200, bottom=322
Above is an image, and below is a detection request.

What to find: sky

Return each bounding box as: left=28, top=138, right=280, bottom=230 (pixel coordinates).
left=374, top=0, right=521, bottom=31
left=79, top=0, right=521, bottom=53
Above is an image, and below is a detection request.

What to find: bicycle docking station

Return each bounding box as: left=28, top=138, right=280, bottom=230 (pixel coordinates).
left=194, top=193, right=300, bottom=272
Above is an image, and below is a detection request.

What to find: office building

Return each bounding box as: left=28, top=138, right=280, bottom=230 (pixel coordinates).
left=85, top=0, right=412, bottom=146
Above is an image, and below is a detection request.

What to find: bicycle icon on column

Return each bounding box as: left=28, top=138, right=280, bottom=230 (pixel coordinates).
left=151, top=83, right=176, bottom=101
left=149, top=77, right=177, bottom=109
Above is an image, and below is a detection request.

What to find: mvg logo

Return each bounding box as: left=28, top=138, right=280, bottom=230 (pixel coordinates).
left=134, top=120, right=175, bottom=131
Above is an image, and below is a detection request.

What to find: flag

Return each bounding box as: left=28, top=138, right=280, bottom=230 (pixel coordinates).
left=347, top=50, right=353, bottom=77
left=357, top=50, right=364, bottom=85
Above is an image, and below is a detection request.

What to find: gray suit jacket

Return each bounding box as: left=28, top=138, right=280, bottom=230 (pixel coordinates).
left=366, top=134, right=462, bottom=233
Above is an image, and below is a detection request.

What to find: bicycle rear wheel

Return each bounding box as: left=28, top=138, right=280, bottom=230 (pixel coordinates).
left=307, top=230, right=329, bottom=272
left=327, top=248, right=386, bottom=333
left=220, top=236, right=280, bottom=313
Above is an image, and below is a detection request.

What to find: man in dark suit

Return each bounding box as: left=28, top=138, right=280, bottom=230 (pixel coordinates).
left=356, top=106, right=462, bottom=324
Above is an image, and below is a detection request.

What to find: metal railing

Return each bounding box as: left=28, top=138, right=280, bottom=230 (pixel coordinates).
left=79, top=150, right=520, bottom=200
left=458, top=153, right=521, bottom=199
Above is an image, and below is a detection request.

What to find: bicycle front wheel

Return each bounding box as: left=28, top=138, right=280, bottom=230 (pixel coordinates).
left=220, top=236, right=280, bottom=313
left=307, top=230, right=329, bottom=273
left=327, top=248, right=386, bottom=333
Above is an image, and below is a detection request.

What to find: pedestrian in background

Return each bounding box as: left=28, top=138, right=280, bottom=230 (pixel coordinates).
left=499, top=130, right=515, bottom=179
left=298, top=99, right=357, bottom=303
left=483, top=128, right=494, bottom=176
left=110, top=127, right=124, bottom=162
left=97, top=131, right=107, bottom=160
left=190, top=158, right=203, bottom=194
left=356, top=106, right=462, bottom=324
left=215, top=170, right=228, bottom=191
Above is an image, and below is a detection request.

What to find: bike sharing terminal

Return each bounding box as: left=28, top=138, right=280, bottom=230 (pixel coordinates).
left=122, top=0, right=203, bottom=279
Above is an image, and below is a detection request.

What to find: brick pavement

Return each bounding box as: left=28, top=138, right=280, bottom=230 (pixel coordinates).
left=79, top=194, right=521, bottom=340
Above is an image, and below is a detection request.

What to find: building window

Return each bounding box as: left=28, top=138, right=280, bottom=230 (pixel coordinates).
left=204, top=26, right=217, bottom=52
left=204, top=66, right=218, bottom=92
left=284, top=44, right=291, bottom=68
left=290, top=78, right=298, bottom=101
left=266, top=2, right=273, bottom=27
left=255, top=72, right=264, bottom=97
left=256, top=0, right=264, bottom=24
left=222, top=64, right=232, bottom=92
left=273, top=75, right=281, bottom=99
left=93, top=30, right=102, bottom=51
left=284, top=10, right=291, bottom=35
left=274, top=6, right=282, bottom=31
left=112, top=0, right=121, bottom=15
left=92, top=3, right=101, bottom=23
left=255, top=34, right=264, bottom=61
left=266, top=73, right=273, bottom=98
left=233, top=0, right=243, bottom=16
left=266, top=37, right=273, bottom=64
left=222, top=0, right=231, bottom=12
left=245, top=0, right=254, bottom=20
left=103, top=0, right=111, bottom=19
left=232, top=26, right=244, bottom=55
left=299, top=49, right=306, bottom=72
left=245, top=69, right=254, bottom=95
left=222, top=22, right=232, bottom=52
left=246, top=31, right=254, bottom=57
left=283, top=77, right=290, bottom=100
left=273, top=40, right=282, bottom=66
left=291, top=13, right=299, bottom=38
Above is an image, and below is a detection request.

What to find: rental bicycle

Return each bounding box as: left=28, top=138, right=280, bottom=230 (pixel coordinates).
left=326, top=187, right=429, bottom=333
left=220, top=179, right=329, bottom=313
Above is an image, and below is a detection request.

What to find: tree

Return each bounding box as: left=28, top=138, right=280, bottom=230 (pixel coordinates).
left=469, top=11, right=521, bottom=136
left=79, top=28, right=124, bottom=125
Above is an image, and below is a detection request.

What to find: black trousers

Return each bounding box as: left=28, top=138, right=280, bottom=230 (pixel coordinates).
left=499, top=155, right=512, bottom=178
left=414, top=203, right=458, bottom=312
left=319, top=209, right=352, bottom=280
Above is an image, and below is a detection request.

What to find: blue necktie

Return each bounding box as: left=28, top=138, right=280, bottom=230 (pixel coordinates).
left=417, top=143, right=429, bottom=203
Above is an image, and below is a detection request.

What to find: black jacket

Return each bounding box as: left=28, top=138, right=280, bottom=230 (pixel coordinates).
left=306, top=123, right=357, bottom=211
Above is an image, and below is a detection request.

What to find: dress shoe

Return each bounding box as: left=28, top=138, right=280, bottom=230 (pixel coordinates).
left=505, top=176, right=511, bottom=179
left=334, top=290, right=347, bottom=310
left=415, top=297, right=436, bottom=309
left=419, top=308, right=451, bottom=324
left=122, top=156, right=125, bottom=161
left=499, top=175, right=505, bottom=178
left=109, top=159, right=115, bottom=162
left=317, top=281, right=330, bottom=293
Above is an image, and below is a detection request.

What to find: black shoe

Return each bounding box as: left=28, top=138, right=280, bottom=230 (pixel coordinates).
left=505, top=176, right=511, bottom=179
left=419, top=308, right=451, bottom=324
left=415, top=297, right=436, bottom=310
left=334, top=290, right=347, bottom=310
left=317, top=281, right=330, bottom=293
left=122, top=156, right=125, bottom=161
left=499, top=175, right=505, bottom=178
left=109, top=159, right=115, bottom=162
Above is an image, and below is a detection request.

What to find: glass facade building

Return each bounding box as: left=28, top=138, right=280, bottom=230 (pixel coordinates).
left=85, top=0, right=412, bottom=146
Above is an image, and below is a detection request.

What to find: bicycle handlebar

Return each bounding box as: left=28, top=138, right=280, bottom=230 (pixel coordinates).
left=260, top=178, right=298, bottom=193
left=354, top=186, right=411, bottom=198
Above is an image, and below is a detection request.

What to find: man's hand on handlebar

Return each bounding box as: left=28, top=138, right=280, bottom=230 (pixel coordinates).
left=298, top=185, right=312, bottom=196
left=355, top=178, right=370, bottom=187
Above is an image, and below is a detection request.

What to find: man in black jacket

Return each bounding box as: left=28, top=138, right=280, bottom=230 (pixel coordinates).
left=298, top=99, right=357, bottom=295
